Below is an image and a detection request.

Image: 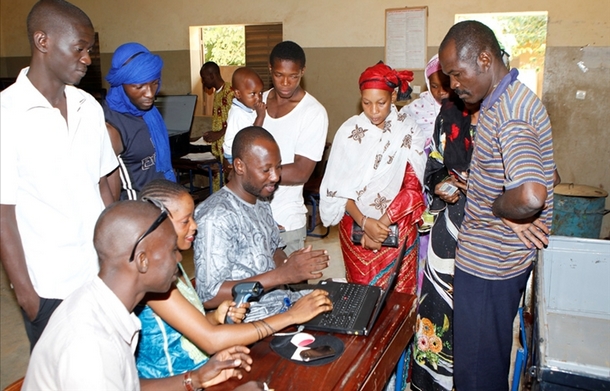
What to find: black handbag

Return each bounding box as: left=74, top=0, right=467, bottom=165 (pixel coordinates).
left=351, top=221, right=399, bottom=248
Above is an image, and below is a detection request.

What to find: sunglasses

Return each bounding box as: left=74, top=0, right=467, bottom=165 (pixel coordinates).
left=129, top=197, right=172, bottom=262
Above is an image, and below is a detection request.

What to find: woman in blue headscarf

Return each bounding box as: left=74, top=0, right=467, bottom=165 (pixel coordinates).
left=103, top=42, right=176, bottom=201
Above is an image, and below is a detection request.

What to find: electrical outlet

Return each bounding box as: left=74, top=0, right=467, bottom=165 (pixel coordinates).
left=412, top=85, right=421, bottom=94
left=576, top=90, right=586, bottom=100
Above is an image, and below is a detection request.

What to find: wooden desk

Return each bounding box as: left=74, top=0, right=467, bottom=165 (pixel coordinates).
left=172, top=157, right=223, bottom=199
left=208, top=291, right=417, bottom=391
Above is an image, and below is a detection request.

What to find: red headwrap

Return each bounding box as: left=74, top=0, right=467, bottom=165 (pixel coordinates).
left=358, top=61, right=414, bottom=100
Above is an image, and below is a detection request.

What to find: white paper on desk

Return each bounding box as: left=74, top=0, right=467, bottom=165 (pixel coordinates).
left=189, top=136, right=212, bottom=146
left=181, top=152, right=216, bottom=161
left=290, top=333, right=315, bottom=361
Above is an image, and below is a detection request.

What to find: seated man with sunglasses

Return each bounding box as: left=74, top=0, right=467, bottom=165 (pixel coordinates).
left=23, top=200, right=260, bottom=391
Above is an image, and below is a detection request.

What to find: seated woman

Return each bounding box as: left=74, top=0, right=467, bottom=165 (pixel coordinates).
left=135, top=179, right=332, bottom=379
left=319, top=62, right=427, bottom=295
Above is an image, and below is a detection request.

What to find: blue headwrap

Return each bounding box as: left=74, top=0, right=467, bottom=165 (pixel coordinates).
left=105, top=42, right=176, bottom=182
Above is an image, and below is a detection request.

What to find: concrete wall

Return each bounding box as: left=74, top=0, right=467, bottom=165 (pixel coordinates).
left=1, top=0, right=609, bottom=237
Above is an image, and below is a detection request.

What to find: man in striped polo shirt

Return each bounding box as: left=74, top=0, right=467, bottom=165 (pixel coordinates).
left=439, top=21, right=555, bottom=390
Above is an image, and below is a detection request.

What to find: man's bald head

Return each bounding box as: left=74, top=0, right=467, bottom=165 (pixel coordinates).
left=26, top=0, right=93, bottom=47
left=93, top=201, right=169, bottom=268
left=232, top=126, right=277, bottom=162
left=94, top=200, right=181, bottom=309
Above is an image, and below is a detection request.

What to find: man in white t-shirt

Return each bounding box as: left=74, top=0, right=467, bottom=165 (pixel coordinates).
left=263, top=41, right=329, bottom=255
left=0, top=0, right=117, bottom=350
left=24, top=200, right=256, bottom=391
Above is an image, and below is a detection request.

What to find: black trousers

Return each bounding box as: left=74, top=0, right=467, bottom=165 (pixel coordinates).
left=453, top=266, right=532, bottom=391
left=20, top=297, right=63, bottom=352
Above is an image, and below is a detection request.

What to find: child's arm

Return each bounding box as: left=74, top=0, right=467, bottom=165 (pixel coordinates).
left=253, top=101, right=266, bottom=127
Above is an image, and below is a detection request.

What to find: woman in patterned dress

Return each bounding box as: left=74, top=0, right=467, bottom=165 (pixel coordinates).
left=411, top=97, right=479, bottom=391
left=320, top=62, right=427, bottom=294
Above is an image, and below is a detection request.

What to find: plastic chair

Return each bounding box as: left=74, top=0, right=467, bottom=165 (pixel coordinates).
left=395, top=348, right=409, bottom=391
left=511, top=307, right=528, bottom=391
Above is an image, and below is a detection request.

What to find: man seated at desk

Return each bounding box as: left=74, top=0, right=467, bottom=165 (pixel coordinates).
left=23, top=200, right=259, bottom=391
left=193, top=126, right=330, bottom=321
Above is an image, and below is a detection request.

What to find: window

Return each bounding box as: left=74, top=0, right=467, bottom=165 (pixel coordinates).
left=244, top=24, right=283, bottom=90
left=189, top=23, right=283, bottom=116
left=202, top=26, right=245, bottom=66
left=455, top=12, right=548, bottom=97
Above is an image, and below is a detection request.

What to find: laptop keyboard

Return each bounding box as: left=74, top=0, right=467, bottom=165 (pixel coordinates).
left=319, top=283, right=369, bottom=329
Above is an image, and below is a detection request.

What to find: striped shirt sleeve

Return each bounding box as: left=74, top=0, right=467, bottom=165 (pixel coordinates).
left=500, top=120, right=546, bottom=190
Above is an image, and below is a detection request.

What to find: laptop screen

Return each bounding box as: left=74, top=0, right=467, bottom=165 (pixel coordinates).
left=155, top=95, right=197, bottom=137
left=365, top=240, right=408, bottom=332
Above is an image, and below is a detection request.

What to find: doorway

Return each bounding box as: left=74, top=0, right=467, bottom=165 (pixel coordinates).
left=189, top=23, right=283, bottom=117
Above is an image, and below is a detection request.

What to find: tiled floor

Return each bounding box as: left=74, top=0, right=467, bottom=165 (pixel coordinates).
left=0, top=225, right=344, bottom=389
left=0, top=265, right=29, bottom=389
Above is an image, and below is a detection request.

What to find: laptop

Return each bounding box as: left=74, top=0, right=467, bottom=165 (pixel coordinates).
left=154, top=95, right=198, bottom=159
left=301, top=241, right=407, bottom=336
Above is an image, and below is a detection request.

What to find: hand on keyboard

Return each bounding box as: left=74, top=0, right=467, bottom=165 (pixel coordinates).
left=286, top=289, right=333, bottom=324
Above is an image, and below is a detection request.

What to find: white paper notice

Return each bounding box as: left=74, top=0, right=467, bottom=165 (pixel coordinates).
left=385, top=8, right=427, bottom=70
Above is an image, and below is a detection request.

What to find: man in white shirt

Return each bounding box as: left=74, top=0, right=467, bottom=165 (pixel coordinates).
left=23, top=200, right=256, bottom=391
left=0, top=0, right=117, bottom=349
left=262, top=41, right=329, bottom=255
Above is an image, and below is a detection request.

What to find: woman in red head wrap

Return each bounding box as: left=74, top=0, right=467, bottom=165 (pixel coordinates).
left=358, top=61, right=414, bottom=101
left=320, top=61, right=426, bottom=295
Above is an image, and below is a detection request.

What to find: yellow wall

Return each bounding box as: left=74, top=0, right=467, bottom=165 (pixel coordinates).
left=2, top=0, right=607, bottom=55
